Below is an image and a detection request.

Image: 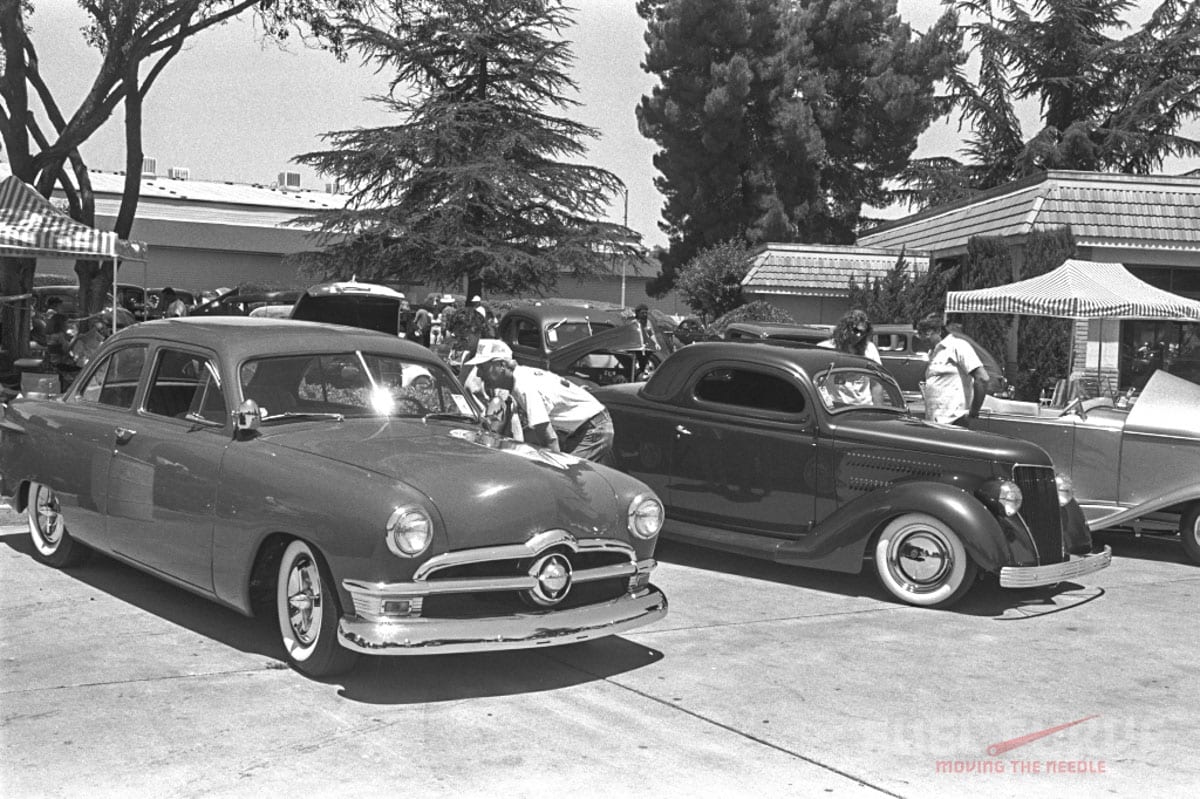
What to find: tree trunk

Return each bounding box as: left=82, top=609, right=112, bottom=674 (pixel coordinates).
left=1, top=256, right=37, bottom=359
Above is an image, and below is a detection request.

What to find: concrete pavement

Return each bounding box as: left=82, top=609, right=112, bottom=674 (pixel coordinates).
left=1, top=519, right=1196, bottom=798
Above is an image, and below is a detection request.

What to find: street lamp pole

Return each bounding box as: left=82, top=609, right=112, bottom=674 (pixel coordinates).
left=620, top=187, right=629, bottom=308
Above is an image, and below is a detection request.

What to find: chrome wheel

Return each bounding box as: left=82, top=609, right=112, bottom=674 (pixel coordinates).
left=275, top=539, right=357, bottom=677
left=26, top=482, right=87, bottom=568
left=874, top=514, right=977, bottom=608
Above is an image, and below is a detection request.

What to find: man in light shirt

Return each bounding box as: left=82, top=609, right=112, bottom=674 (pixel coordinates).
left=916, top=312, right=990, bottom=427
left=466, top=339, right=614, bottom=464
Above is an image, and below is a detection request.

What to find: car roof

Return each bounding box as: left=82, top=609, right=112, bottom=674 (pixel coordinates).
left=724, top=321, right=833, bottom=338
left=642, top=341, right=880, bottom=400
left=502, top=304, right=627, bottom=323
left=105, top=317, right=437, bottom=365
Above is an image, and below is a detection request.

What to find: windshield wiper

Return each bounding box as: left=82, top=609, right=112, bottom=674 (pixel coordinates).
left=422, top=412, right=480, bottom=423
left=264, top=411, right=345, bottom=422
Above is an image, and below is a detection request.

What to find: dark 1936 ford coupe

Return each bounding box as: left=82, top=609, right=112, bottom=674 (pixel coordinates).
left=592, top=343, right=1111, bottom=608
left=0, top=318, right=667, bottom=677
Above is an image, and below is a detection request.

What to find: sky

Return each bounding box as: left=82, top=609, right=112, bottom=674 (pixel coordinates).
left=19, top=0, right=1197, bottom=250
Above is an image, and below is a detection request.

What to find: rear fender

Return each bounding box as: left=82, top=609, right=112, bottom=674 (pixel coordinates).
left=777, top=481, right=1018, bottom=573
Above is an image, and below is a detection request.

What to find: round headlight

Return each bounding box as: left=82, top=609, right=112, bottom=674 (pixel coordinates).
left=386, top=506, right=432, bottom=557
left=628, top=494, right=665, bottom=539
left=1055, top=473, right=1075, bottom=506
left=980, top=479, right=1023, bottom=516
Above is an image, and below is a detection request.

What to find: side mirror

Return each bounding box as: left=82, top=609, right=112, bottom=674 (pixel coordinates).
left=234, top=399, right=262, bottom=434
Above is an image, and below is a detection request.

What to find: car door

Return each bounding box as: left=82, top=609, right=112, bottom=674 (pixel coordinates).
left=667, top=364, right=818, bottom=538
left=105, top=346, right=229, bottom=592
left=500, top=311, right=546, bottom=367
left=874, top=331, right=927, bottom=392
left=41, top=344, right=150, bottom=548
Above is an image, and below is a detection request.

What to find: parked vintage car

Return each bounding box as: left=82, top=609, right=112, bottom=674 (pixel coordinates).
left=192, top=287, right=302, bottom=318
left=592, top=342, right=1110, bottom=608
left=722, top=321, right=1009, bottom=398
left=973, top=368, right=1200, bottom=563
left=0, top=318, right=668, bottom=677
left=290, top=280, right=410, bottom=335
left=497, top=303, right=630, bottom=369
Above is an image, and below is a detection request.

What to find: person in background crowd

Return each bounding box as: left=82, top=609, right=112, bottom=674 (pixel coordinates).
left=633, top=303, right=661, bottom=376
left=916, top=312, right=990, bottom=427
left=818, top=309, right=881, bottom=364
left=466, top=338, right=614, bottom=464
left=42, top=296, right=72, bottom=369
left=161, top=287, right=188, bottom=317
left=69, top=315, right=111, bottom=368
left=408, top=303, right=433, bottom=347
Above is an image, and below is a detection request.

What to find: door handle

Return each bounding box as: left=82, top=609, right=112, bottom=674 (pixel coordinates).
left=114, top=427, right=137, bottom=444
left=675, top=424, right=692, bottom=437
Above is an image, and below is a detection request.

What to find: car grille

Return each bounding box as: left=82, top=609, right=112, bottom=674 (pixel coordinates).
left=1013, top=465, right=1065, bottom=564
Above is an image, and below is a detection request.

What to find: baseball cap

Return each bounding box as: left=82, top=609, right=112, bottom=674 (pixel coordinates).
left=464, top=339, right=513, bottom=366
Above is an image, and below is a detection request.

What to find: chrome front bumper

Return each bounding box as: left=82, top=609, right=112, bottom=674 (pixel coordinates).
left=998, top=546, right=1112, bottom=589
left=338, top=586, right=668, bottom=655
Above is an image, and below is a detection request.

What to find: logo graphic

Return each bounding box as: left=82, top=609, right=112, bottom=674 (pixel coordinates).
left=986, top=715, right=1099, bottom=756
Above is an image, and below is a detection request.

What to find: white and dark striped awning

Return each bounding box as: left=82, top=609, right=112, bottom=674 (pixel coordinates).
left=946, top=259, right=1200, bottom=320
left=0, top=176, right=147, bottom=261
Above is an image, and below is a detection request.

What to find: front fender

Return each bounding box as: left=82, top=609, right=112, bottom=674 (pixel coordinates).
left=776, top=481, right=1022, bottom=574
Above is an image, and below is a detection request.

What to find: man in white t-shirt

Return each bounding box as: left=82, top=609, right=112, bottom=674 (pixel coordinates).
left=915, top=313, right=990, bottom=426
left=466, top=339, right=614, bottom=463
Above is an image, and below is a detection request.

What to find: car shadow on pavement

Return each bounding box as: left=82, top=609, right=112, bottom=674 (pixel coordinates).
left=1, top=530, right=665, bottom=700
left=1, top=530, right=280, bottom=659
left=1092, top=529, right=1192, bottom=565
left=654, top=538, right=1106, bottom=619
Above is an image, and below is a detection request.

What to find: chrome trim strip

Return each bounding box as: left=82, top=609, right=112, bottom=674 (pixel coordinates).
left=411, top=531, right=634, bottom=581
left=338, top=586, right=668, bottom=655
left=998, top=546, right=1112, bottom=589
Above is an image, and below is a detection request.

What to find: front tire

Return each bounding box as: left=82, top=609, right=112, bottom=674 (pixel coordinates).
left=1181, top=504, right=1200, bottom=565
left=27, top=482, right=89, bottom=568
left=874, top=513, right=977, bottom=608
left=276, top=539, right=357, bottom=678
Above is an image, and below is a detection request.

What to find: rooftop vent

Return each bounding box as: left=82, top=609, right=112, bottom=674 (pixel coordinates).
left=278, top=171, right=301, bottom=190
left=167, top=166, right=190, bottom=180
left=141, top=157, right=158, bottom=178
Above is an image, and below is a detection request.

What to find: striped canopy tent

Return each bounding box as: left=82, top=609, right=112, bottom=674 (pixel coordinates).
left=945, top=259, right=1200, bottom=321
left=0, top=176, right=147, bottom=261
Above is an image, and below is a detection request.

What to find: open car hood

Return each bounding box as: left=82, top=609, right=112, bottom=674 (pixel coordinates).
left=546, top=321, right=650, bottom=373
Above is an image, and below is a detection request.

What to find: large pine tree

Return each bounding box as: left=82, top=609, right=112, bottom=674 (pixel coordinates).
left=294, top=0, right=633, bottom=298
left=898, top=0, right=1200, bottom=209
left=636, top=0, right=960, bottom=294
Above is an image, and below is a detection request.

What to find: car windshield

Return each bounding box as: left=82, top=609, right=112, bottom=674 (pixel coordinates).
left=814, top=368, right=906, bottom=413
left=239, top=352, right=478, bottom=421
left=545, top=321, right=615, bottom=350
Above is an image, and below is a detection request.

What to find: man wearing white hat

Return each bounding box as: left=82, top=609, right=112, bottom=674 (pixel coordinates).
left=465, top=339, right=614, bottom=464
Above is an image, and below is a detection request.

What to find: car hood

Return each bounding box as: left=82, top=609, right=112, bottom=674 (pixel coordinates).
left=1127, top=369, right=1200, bottom=438
left=546, top=321, right=648, bottom=373
left=830, top=413, right=1053, bottom=468
left=257, top=419, right=629, bottom=546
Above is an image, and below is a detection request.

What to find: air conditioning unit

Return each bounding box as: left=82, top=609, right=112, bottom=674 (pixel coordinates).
left=277, top=171, right=302, bottom=190
left=141, top=157, right=158, bottom=178
left=167, top=166, right=190, bottom=180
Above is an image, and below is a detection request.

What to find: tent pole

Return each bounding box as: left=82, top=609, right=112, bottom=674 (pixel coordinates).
left=113, top=258, right=119, bottom=326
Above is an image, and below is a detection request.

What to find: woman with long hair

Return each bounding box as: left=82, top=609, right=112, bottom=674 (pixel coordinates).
left=819, top=309, right=881, bottom=363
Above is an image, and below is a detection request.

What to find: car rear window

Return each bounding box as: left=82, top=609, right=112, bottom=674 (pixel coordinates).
left=291, top=295, right=402, bottom=336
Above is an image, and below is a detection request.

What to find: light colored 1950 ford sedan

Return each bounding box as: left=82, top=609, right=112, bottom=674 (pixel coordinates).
left=974, top=369, right=1200, bottom=564
left=0, top=318, right=668, bottom=677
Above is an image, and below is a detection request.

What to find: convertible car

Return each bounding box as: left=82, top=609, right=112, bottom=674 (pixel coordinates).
left=0, top=318, right=668, bottom=677
left=592, top=343, right=1110, bottom=608
left=974, top=369, right=1200, bottom=564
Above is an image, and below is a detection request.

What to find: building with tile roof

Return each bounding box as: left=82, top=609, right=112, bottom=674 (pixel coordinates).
left=741, top=242, right=928, bottom=324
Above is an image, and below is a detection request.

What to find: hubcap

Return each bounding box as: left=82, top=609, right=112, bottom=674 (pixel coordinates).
left=32, top=486, right=64, bottom=550
left=892, top=530, right=952, bottom=588
left=286, top=555, right=321, bottom=646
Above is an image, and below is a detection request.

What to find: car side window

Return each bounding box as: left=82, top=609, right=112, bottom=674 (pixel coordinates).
left=72, top=345, right=146, bottom=409
left=144, top=348, right=224, bottom=422
left=694, top=368, right=805, bottom=414
left=515, top=319, right=541, bottom=350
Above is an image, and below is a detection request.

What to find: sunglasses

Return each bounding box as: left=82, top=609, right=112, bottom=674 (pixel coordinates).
left=853, top=327, right=869, bottom=335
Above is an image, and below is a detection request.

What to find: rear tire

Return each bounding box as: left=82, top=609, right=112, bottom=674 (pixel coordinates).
left=276, top=539, right=358, bottom=678
left=27, top=482, right=89, bottom=568
left=874, top=513, right=977, bottom=608
left=1180, top=504, right=1200, bottom=565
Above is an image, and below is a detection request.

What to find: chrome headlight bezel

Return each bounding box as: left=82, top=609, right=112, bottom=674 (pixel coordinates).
left=385, top=505, right=433, bottom=558
left=628, top=493, right=664, bottom=540
left=1055, top=473, right=1075, bottom=506
left=980, top=478, right=1023, bottom=517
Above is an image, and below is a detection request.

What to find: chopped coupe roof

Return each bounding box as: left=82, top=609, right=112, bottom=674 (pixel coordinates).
left=504, top=304, right=628, bottom=323
left=110, top=317, right=434, bottom=363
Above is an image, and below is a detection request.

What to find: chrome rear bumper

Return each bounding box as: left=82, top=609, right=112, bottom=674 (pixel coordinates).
left=999, top=546, right=1112, bottom=589
left=337, top=586, right=668, bottom=655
